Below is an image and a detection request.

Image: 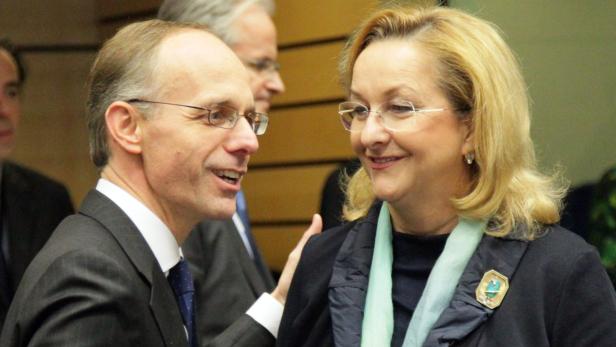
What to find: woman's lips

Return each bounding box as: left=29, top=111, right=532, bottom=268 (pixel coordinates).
left=368, top=156, right=402, bottom=170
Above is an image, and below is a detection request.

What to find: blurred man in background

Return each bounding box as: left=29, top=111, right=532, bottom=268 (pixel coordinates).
left=0, top=38, right=73, bottom=330
left=158, top=0, right=292, bottom=344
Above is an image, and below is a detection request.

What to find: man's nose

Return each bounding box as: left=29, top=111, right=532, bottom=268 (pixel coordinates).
left=266, top=71, right=285, bottom=94
left=229, top=117, right=259, bottom=155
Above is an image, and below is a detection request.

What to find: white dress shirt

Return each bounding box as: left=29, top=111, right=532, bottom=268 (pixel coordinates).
left=95, top=179, right=283, bottom=337
left=96, top=178, right=181, bottom=274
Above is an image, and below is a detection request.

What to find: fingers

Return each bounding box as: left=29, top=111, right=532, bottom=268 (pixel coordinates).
left=296, top=214, right=322, bottom=248
left=270, top=214, right=323, bottom=305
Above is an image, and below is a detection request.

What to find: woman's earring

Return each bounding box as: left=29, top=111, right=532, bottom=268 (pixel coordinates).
left=465, top=152, right=475, bottom=165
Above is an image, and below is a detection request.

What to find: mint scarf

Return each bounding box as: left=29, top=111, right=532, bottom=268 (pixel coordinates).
left=361, top=203, right=485, bottom=347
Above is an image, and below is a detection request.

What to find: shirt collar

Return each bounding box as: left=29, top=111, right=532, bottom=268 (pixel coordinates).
left=96, top=178, right=181, bottom=273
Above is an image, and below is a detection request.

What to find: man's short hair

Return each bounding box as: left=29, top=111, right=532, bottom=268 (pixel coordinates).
left=0, top=38, right=27, bottom=85
left=86, top=19, right=208, bottom=169
left=158, top=0, right=275, bottom=45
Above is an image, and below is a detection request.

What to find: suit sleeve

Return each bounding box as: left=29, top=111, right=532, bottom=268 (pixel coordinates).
left=2, top=249, right=142, bottom=347
left=205, top=315, right=275, bottom=347
left=551, top=248, right=616, bottom=346
left=184, top=221, right=275, bottom=347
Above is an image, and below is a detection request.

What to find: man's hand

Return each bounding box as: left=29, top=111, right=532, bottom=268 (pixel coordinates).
left=270, top=214, right=322, bottom=305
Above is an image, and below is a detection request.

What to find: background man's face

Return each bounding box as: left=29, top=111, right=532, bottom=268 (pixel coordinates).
left=138, top=30, right=258, bottom=223
left=231, top=5, right=285, bottom=113
left=0, top=49, right=20, bottom=160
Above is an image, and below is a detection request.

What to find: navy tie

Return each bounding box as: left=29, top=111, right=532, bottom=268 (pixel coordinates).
left=237, top=190, right=257, bottom=257
left=236, top=191, right=251, bottom=234
left=168, top=259, right=196, bottom=347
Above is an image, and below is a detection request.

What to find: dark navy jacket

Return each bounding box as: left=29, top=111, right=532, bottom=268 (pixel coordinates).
left=278, top=204, right=616, bottom=347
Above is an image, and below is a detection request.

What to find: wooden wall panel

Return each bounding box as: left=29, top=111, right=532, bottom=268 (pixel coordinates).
left=243, top=164, right=339, bottom=222
left=0, top=0, right=98, bottom=45
left=246, top=1, right=372, bottom=265
left=97, top=0, right=161, bottom=19
left=252, top=103, right=354, bottom=165
left=99, top=16, right=156, bottom=41
left=274, top=0, right=379, bottom=45
left=253, top=225, right=309, bottom=271
left=273, top=41, right=346, bottom=106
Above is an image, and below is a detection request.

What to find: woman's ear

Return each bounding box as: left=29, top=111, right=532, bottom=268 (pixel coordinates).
left=461, top=117, right=475, bottom=156
left=105, top=101, right=143, bottom=155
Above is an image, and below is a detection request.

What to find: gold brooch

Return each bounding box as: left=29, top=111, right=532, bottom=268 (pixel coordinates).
left=475, top=269, right=509, bottom=309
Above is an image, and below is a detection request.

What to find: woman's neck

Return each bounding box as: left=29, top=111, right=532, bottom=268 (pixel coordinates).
left=388, top=198, right=459, bottom=236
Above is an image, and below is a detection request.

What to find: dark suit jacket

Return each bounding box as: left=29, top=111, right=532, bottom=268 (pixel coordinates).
left=183, top=219, right=276, bottom=347
left=0, top=190, right=188, bottom=346
left=0, top=161, right=74, bottom=329
left=279, top=204, right=616, bottom=347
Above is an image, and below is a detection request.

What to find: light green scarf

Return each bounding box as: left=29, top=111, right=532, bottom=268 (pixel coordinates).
left=361, top=203, right=485, bottom=347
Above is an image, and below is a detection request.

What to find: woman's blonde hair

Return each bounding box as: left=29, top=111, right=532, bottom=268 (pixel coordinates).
left=340, top=6, right=566, bottom=238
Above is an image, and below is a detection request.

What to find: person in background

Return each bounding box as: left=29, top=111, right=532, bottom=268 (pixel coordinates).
left=158, top=1, right=309, bottom=345
left=278, top=6, right=616, bottom=346
left=0, top=38, right=73, bottom=330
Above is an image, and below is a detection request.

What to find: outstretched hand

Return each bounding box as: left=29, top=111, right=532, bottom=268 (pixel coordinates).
left=271, top=214, right=322, bottom=305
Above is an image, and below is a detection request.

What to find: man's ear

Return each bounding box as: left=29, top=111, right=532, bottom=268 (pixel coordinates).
left=105, top=101, right=143, bottom=155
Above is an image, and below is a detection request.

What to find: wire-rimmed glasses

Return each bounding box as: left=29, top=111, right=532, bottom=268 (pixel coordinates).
left=127, top=99, right=269, bottom=135
left=338, top=101, right=445, bottom=132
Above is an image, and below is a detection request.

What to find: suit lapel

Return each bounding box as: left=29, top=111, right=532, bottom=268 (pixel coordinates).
left=229, top=221, right=271, bottom=296
left=424, top=232, right=529, bottom=346
left=150, top=265, right=188, bottom=346
left=328, top=207, right=380, bottom=347
left=251, top=241, right=276, bottom=291
left=79, top=190, right=187, bottom=347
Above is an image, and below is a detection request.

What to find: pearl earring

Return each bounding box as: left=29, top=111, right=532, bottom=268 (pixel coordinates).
left=465, top=152, right=475, bottom=165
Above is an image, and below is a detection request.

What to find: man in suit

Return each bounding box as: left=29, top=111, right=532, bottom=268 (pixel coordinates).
left=0, top=39, right=74, bottom=330
left=158, top=1, right=296, bottom=344
left=1, top=20, right=319, bottom=346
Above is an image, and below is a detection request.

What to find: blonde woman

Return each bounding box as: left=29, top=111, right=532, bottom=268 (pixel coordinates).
left=278, top=6, right=616, bottom=347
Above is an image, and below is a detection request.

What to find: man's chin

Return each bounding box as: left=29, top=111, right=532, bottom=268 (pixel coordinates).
left=204, top=202, right=237, bottom=220
left=255, top=100, right=270, bottom=113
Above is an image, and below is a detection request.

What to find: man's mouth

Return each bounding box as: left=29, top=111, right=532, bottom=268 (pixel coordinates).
left=213, top=169, right=244, bottom=184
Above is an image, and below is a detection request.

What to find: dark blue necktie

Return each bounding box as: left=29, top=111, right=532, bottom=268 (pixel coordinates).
left=168, top=259, right=196, bottom=347
left=236, top=190, right=251, bottom=234
left=236, top=190, right=257, bottom=258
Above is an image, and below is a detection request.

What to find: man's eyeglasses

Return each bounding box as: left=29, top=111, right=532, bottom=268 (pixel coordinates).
left=338, top=101, right=446, bottom=132
left=243, top=58, right=281, bottom=77
left=127, top=99, right=269, bottom=135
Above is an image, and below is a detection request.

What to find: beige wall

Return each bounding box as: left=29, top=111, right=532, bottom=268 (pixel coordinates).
left=451, top=0, right=616, bottom=186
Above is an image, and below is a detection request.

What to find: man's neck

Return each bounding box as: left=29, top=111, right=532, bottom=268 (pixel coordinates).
left=100, top=164, right=193, bottom=245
